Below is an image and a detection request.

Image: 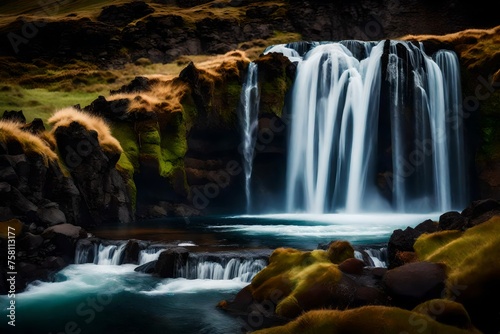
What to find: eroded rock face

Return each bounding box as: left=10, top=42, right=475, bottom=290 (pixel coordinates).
left=97, top=1, right=155, bottom=27
left=53, top=121, right=133, bottom=226
left=0, top=0, right=496, bottom=67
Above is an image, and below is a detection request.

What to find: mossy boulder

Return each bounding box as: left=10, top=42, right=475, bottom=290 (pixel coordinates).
left=414, top=214, right=500, bottom=333
left=220, top=242, right=363, bottom=320
left=251, top=305, right=480, bottom=334
left=327, top=240, right=355, bottom=264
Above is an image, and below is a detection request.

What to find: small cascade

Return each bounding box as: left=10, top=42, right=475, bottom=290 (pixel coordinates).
left=177, top=254, right=267, bottom=282
left=75, top=240, right=127, bottom=265
left=96, top=244, right=126, bottom=265
left=138, top=247, right=165, bottom=265
left=239, top=62, right=260, bottom=213
left=74, top=240, right=268, bottom=282
left=355, top=247, right=388, bottom=268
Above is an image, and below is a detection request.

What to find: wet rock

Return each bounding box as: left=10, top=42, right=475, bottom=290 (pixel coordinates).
left=439, top=211, right=468, bottom=231
left=154, top=247, right=189, bottom=278
left=134, top=260, right=156, bottom=274
left=123, top=239, right=142, bottom=264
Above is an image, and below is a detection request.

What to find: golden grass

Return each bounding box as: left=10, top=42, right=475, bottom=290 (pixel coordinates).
left=414, top=215, right=500, bottom=299
left=0, top=120, right=57, bottom=163
left=48, top=106, right=122, bottom=154
left=402, top=26, right=500, bottom=73
left=252, top=306, right=480, bottom=334
left=0, top=0, right=133, bottom=25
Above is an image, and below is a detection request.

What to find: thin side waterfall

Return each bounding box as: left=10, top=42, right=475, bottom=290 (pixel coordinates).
left=283, top=40, right=468, bottom=214
left=239, top=62, right=260, bottom=213
left=434, top=49, right=468, bottom=209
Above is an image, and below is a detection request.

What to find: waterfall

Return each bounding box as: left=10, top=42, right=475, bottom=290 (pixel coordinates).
left=138, top=247, right=165, bottom=265
left=239, top=62, right=260, bottom=213
left=75, top=241, right=126, bottom=265
left=177, top=255, right=267, bottom=282
left=283, top=40, right=468, bottom=214
left=434, top=49, right=468, bottom=209
left=74, top=240, right=268, bottom=282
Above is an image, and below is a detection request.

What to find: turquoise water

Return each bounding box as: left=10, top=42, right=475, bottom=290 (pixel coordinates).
left=1, top=213, right=439, bottom=334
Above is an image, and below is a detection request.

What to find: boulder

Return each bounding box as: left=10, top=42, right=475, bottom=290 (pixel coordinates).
left=41, top=224, right=87, bottom=262
left=439, top=211, right=468, bottom=231
left=461, top=198, right=500, bottom=226
left=154, top=247, right=189, bottom=278
left=134, top=260, right=157, bottom=274
left=37, top=203, right=67, bottom=226
left=383, top=261, right=447, bottom=309
left=387, top=219, right=439, bottom=268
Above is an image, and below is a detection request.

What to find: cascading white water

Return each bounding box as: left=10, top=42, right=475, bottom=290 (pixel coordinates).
left=282, top=40, right=468, bottom=214
left=75, top=242, right=126, bottom=265
left=138, top=248, right=164, bottom=265
left=239, top=62, right=260, bottom=213
left=74, top=240, right=267, bottom=282
left=434, top=49, right=468, bottom=209
left=177, top=257, right=267, bottom=282
left=286, top=41, right=386, bottom=213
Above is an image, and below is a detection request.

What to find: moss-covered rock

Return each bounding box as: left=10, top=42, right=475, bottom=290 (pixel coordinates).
left=224, top=244, right=359, bottom=319
left=327, top=240, right=355, bottom=264
left=251, top=306, right=480, bottom=334
left=414, top=214, right=500, bottom=333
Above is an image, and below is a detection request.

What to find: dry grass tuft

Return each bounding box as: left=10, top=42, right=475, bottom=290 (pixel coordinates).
left=48, top=107, right=122, bottom=154
left=0, top=120, right=57, bottom=164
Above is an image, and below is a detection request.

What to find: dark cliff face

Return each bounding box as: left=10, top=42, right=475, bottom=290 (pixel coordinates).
left=286, top=0, right=498, bottom=41
left=0, top=0, right=497, bottom=67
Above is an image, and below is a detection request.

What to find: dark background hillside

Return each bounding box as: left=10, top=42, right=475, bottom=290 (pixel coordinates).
left=0, top=0, right=498, bottom=68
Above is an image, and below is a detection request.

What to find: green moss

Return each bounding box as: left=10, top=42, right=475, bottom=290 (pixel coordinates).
left=252, top=248, right=331, bottom=289
left=414, top=216, right=500, bottom=302
left=210, top=76, right=242, bottom=126
left=250, top=246, right=344, bottom=319
left=0, top=85, right=107, bottom=124
left=327, top=240, right=355, bottom=264
left=413, top=299, right=474, bottom=330
left=413, top=230, right=463, bottom=261
left=275, top=295, right=301, bottom=319
left=180, top=94, right=198, bottom=131
left=111, top=122, right=140, bottom=212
